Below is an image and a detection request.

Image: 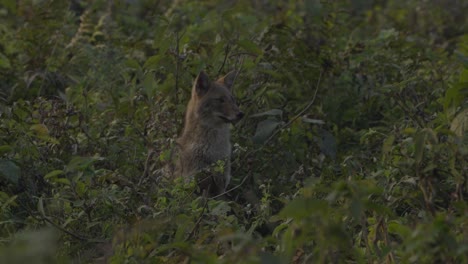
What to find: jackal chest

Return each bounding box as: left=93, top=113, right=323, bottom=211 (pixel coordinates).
left=189, top=135, right=231, bottom=163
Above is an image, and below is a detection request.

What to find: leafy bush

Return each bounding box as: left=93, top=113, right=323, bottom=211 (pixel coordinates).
left=0, top=0, right=467, bottom=263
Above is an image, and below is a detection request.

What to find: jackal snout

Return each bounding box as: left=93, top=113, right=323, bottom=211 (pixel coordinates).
left=217, top=97, right=243, bottom=124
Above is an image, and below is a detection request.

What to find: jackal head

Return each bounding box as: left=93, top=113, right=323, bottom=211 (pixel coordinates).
left=191, top=71, right=244, bottom=124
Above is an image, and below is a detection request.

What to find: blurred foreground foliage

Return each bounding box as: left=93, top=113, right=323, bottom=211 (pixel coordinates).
left=0, top=0, right=467, bottom=263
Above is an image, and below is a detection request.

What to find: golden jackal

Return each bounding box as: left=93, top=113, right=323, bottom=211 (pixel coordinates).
left=170, top=71, right=243, bottom=196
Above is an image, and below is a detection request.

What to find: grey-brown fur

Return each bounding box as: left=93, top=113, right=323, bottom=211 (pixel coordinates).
left=170, top=71, right=243, bottom=196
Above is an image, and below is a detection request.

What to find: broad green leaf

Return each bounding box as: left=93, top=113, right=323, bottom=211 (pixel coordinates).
left=29, top=124, right=59, bottom=144
left=1, top=0, right=16, bottom=13
left=444, top=79, right=467, bottom=115
left=0, top=191, right=10, bottom=200
left=143, top=55, right=162, bottom=70
left=271, top=219, right=292, bottom=237
left=173, top=214, right=192, bottom=242
left=75, top=181, right=86, bottom=196
left=30, top=124, right=49, bottom=137
left=44, top=170, right=64, bottom=180
left=0, top=52, right=11, bottom=69
left=460, top=68, right=468, bottom=82
left=382, top=134, right=395, bottom=156
left=66, top=156, right=103, bottom=172
left=238, top=39, right=262, bottom=55
left=0, top=145, right=13, bottom=155
left=53, top=178, right=71, bottom=185
left=1, top=194, right=18, bottom=209
left=0, top=160, right=20, bottom=185
left=403, top=127, right=417, bottom=134
left=125, top=59, right=140, bottom=70
left=142, top=73, right=157, bottom=97
left=450, top=109, right=468, bottom=137
left=365, top=201, right=393, bottom=216
left=388, top=221, right=411, bottom=239
left=279, top=198, right=328, bottom=220
left=281, top=223, right=295, bottom=256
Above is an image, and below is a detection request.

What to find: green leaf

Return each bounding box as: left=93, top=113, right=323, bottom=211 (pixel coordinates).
left=1, top=194, right=18, bottom=209
left=238, top=39, right=262, bottom=55
left=460, top=68, right=468, bottom=82
left=0, top=160, right=20, bottom=185
left=403, top=127, right=417, bottom=134
left=142, top=73, right=157, bottom=97
left=444, top=76, right=467, bottom=116
left=30, top=124, right=49, bottom=137
left=0, top=145, right=13, bottom=155
left=388, top=220, right=411, bottom=239
left=66, top=156, right=103, bottom=172
left=382, top=134, right=395, bottom=155
left=279, top=198, right=328, bottom=220
left=125, top=59, right=140, bottom=70
left=44, top=170, right=64, bottom=180
left=1, top=0, right=16, bottom=13
left=53, top=178, right=71, bottom=185
left=450, top=109, right=468, bottom=137
left=75, top=181, right=87, bottom=196
left=143, top=55, right=162, bottom=70
left=271, top=219, right=292, bottom=237
left=0, top=52, right=11, bottom=69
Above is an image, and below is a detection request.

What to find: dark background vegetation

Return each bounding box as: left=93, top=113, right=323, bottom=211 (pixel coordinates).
left=0, top=0, right=467, bottom=263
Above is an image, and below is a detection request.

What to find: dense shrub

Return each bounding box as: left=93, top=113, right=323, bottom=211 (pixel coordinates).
left=0, top=0, right=467, bottom=263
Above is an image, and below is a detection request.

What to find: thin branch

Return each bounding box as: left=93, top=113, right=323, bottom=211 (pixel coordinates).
left=175, top=30, right=180, bottom=104
left=209, top=170, right=252, bottom=200
left=264, top=70, right=323, bottom=145
left=217, top=43, right=231, bottom=76
left=186, top=198, right=209, bottom=240
left=173, top=30, right=186, bottom=104
left=20, top=200, right=106, bottom=243
left=41, top=215, right=91, bottom=241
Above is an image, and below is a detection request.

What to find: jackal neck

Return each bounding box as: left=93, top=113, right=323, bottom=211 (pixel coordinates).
left=180, top=111, right=230, bottom=142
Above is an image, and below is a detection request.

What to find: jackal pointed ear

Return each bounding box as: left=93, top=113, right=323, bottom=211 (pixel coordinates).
left=195, top=71, right=211, bottom=96
left=218, top=71, right=237, bottom=90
